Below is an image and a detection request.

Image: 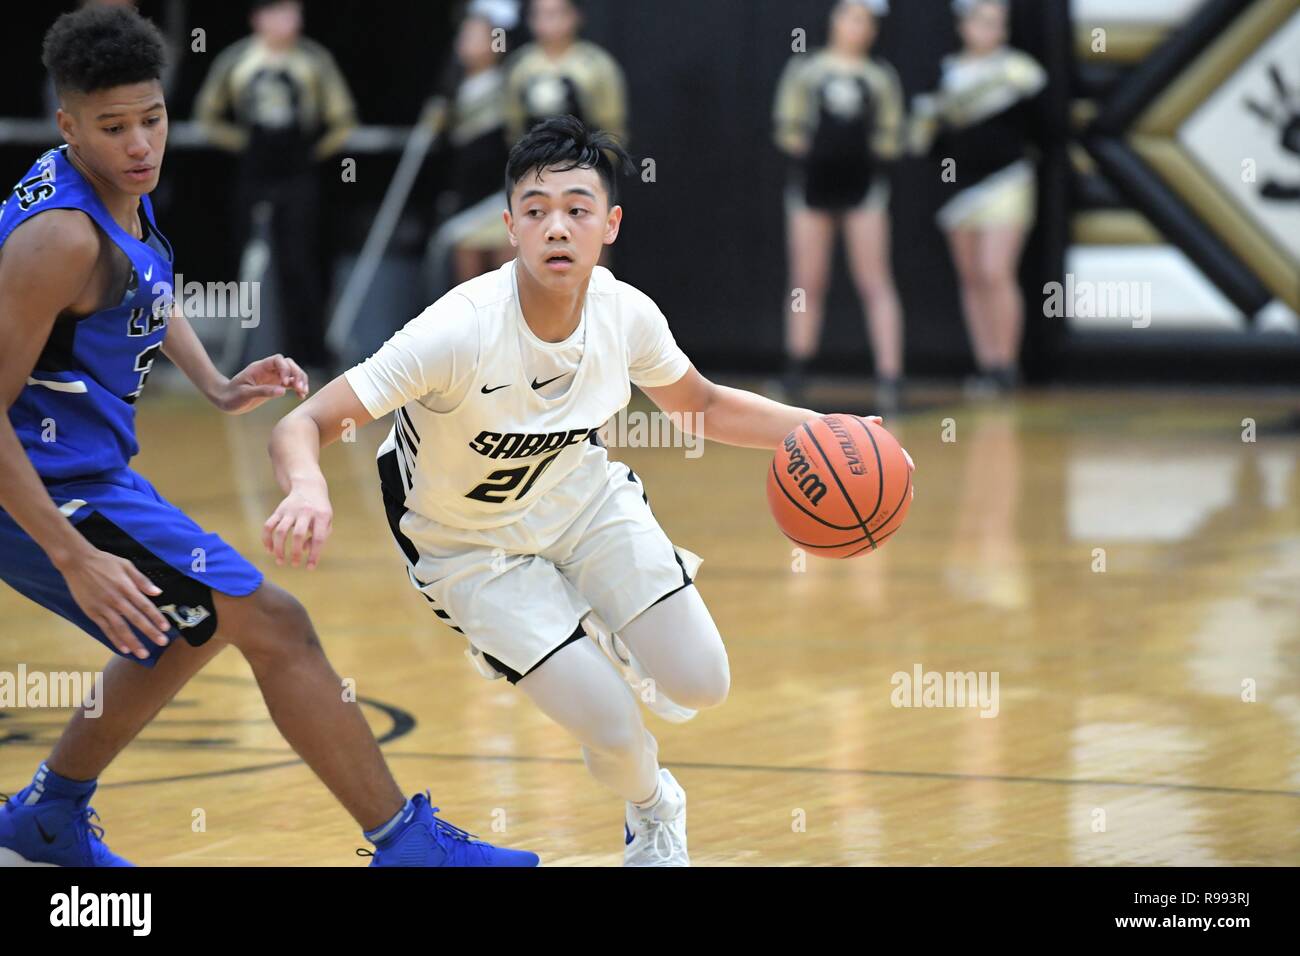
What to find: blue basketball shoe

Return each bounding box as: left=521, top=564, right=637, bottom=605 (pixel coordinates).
left=0, top=788, right=133, bottom=867
left=360, top=793, right=539, bottom=867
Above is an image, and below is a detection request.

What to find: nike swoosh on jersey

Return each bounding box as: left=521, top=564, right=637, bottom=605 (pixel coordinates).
left=531, top=374, right=569, bottom=390
left=27, top=376, right=88, bottom=394
left=144, top=264, right=153, bottom=282
left=481, top=383, right=511, bottom=394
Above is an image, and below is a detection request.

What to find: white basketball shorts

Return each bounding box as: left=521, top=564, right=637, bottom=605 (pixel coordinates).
left=380, top=447, right=701, bottom=681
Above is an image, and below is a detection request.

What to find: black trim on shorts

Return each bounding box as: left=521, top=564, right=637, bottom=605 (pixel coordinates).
left=649, top=580, right=693, bottom=611
left=75, top=511, right=219, bottom=646
left=625, top=463, right=693, bottom=603
left=647, top=546, right=695, bottom=611
left=484, top=622, right=587, bottom=685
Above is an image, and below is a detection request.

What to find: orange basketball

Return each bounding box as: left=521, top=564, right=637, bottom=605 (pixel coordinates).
left=766, top=414, right=913, bottom=558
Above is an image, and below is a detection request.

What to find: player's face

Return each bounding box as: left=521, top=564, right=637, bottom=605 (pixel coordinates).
left=960, top=2, right=1007, bottom=54
left=530, top=0, right=579, bottom=46
left=505, top=164, right=620, bottom=292
left=59, top=81, right=167, bottom=197
left=831, top=3, right=876, bottom=56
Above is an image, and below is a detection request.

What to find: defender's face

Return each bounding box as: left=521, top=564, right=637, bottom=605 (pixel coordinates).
left=505, top=164, right=619, bottom=292
left=59, top=80, right=167, bottom=196
left=960, top=2, right=1007, bottom=54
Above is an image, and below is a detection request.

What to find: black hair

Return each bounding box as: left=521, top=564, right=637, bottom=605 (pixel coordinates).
left=505, top=115, right=634, bottom=207
left=42, top=6, right=167, bottom=97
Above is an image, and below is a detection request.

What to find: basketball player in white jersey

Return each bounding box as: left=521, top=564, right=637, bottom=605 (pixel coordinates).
left=263, top=115, right=912, bottom=865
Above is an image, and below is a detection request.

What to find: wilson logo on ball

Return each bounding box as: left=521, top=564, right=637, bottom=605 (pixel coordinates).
left=782, top=434, right=828, bottom=506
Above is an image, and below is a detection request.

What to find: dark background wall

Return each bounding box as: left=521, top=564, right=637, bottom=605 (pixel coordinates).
left=1, top=0, right=1069, bottom=378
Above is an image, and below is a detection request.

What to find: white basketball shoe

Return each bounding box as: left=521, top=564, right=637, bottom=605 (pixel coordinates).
left=624, top=768, right=689, bottom=867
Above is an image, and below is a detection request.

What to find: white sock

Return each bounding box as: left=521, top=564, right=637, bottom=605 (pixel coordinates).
left=633, top=779, right=663, bottom=810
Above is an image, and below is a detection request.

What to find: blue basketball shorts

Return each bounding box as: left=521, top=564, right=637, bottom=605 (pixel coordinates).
left=0, top=467, right=263, bottom=666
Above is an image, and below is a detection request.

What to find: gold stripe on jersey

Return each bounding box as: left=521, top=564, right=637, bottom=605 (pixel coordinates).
left=932, top=48, right=1046, bottom=129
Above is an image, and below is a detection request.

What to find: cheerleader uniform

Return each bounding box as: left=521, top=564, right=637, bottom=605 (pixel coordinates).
left=913, top=47, right=1046, bottom=230
left=774, top=50, right=905, bottom=213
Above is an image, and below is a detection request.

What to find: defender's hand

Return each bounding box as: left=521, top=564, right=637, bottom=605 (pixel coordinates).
left=217, top=354, right=309, bottom=414
left=60, top=548, right=171, bottom=658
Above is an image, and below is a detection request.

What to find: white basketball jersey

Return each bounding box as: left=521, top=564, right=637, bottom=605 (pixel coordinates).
left=345, top=261, right=689, bottom=531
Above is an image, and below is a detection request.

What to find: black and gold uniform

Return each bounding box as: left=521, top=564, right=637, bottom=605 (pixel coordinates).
left=194, top=35, right=357, bottom=367
left=504, top=40, right=627, bottom=143
left=427, top=65, right=511, bottom=251
left=774, top=50, right=905, bottom=212
left=194, top=36, right=356, bottom=179
left=911, top=47, right=1046, bottom=229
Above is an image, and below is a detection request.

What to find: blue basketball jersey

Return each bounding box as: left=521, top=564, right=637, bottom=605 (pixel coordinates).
left=0, top=145, right=174, bottom=480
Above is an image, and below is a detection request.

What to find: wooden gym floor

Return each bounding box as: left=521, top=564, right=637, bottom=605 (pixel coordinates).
left=2, top=384, right=1298, bottom=865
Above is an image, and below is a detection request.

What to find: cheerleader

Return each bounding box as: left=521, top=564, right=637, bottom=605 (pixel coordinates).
left=504, top=0, right=627, bottom=143
left=912, top=0, right=1046, bottom=393
left=773, top=0, right=906, bottom=412
left=425, top=11, right=514, bottom=285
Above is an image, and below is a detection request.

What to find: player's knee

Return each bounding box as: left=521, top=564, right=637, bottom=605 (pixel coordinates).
left=226, top=584, right=320, bottom=660
left=663, top=651, right=730, bottom=711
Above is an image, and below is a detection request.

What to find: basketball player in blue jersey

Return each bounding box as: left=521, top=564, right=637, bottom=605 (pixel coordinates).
left=0, top=6, right=536, bottom=867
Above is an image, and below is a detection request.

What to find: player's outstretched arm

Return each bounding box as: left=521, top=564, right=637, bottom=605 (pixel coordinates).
left=161, top=310, right=308, bottom=413
left=263, top=374, right=376, bottom=569
left=642, top=365, right=829, bottom=450
left=0, top=212, right=171, bottom=657
left=643, top=365, right=912, bottom=470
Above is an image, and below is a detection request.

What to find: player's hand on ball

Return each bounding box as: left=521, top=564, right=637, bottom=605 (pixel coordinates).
left=218, top=354, right=309, bottom=414
left=263, top=483, right=333, bottom=570
left=858, top=414, right=915, bottom=488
